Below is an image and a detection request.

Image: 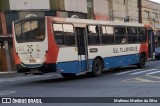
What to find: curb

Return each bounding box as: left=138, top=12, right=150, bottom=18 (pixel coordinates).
left=0, top=71, right=17, bottom=76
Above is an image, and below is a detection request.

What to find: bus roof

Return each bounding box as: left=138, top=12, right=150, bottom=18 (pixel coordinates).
left=49, top=16, right=144, bottom=27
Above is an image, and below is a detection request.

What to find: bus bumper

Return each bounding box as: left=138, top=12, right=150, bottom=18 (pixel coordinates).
left=16, top=63, right=56, bottom=73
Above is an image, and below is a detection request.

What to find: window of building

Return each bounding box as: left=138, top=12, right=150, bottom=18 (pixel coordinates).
left=87, top=25, right=100, bottom=45
left=101, top=26, right=114, bottom=44
left=53, top=24, right=75, bottom=46
left=138, top=27, right=146, bottom=43
left=143, top=11, right=149, bottom=21
left=115, top=26, right=127, bottom=44
left=128, top=0, right=137, bottom=7
left=127, top=27, right=138, bottom=43
left=152, top=12, right=158, bottom=19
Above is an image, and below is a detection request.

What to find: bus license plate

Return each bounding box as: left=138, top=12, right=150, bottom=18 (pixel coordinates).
left=29, top=59, right=36, bottom=63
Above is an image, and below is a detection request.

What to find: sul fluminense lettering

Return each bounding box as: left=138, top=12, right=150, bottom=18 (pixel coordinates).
left=113, top=47, right=138, bottom=53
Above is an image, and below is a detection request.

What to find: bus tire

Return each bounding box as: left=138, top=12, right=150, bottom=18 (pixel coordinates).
left=138, top=54, right=146, bottom=68
left=91, top=58, right=103, bottom=77
left=61, top=73, right=76, bottom=78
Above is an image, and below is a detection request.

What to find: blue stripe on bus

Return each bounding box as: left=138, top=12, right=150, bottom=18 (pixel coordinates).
left=57, top=61, right=79, bottom=74
left=57, top=54, right=140, bottom=74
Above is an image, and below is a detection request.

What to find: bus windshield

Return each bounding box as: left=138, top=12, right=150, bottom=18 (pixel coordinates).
left=14, top=17, right=45, bottom=43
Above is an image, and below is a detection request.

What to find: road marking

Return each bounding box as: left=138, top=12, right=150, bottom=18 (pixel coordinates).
left=129, top=69, right=157, bottom=75
left=122, top=77, right=155, bottom=82
left=146, top=75, right=160, bottom=79
left=114, top=69, right=143, bottom=75
left=146, top=70, right=160, bottom=75
left=0, top=91, right=16, bottom=96
left=133, top=77, right=154, bottom=82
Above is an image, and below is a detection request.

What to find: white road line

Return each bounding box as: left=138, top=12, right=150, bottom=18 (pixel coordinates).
left=129, top=69, right=158, bottom=75
left=146, top=70, right=160, bottom=75
left=114, top=69, right=143, bottom=75
left=0, top=91, right=16, bottom=96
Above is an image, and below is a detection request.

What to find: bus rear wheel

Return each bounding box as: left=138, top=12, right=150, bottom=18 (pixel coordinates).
left=91, top=58, right=103, bottom=77
left=61, top=73, right=76, bottom=78
left=138, top=54, right=146, bottom=68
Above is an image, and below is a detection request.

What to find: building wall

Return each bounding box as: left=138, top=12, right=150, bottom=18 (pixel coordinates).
left=128, top=6, right=138, bottom=22
left=112, top=0, right=139, bottom=22
left=93, top=0, right=109, bottom=20
left=127, top=0, right=138, bottom=22
left=142, top=0, right=160, bottom=28
left=9, top=0, right=50, bottom=10
left=93, top=0, right=109, bottom=15
left=113, top=0, right=126, bottom=21
left=64, top=0, right=87, bottom=13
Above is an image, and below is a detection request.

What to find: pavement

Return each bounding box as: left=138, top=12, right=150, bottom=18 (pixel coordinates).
left=0, top=71, right=18, bottom=78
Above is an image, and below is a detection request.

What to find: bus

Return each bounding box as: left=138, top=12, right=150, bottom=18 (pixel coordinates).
left=12, top=16, right=154, bottom=78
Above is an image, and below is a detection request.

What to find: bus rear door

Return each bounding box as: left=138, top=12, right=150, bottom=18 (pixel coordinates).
left=75, top=27, right=89, bottom=72
left=147, top=29, right=155, bottom=60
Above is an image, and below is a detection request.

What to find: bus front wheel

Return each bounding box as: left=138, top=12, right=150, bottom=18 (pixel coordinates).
left=91, top=58, right=103, bottom=77
left=138, top=54, right=146, bottom=68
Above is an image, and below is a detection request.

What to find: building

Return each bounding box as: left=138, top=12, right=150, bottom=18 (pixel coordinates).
left=142, top=0, right=160, bottom=29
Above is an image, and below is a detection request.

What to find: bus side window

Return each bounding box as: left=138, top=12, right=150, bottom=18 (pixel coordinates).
left=87, top=25, right=100, bottom=45
left=128, top=27, right=138, bottom=43
left=63, top=24, right=75, bottom=46
left=53, top=24, right=75, bottom=46
left=101, top=26, right=114, bottom=44
left=138, top=27, right=146, bottom=43
left=115, top=27, right=127, bottom=44
left=53, top=24, right=64, bottom=45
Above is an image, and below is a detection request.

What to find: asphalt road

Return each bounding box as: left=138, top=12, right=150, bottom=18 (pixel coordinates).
left=1, top=60, right=160, bottom=106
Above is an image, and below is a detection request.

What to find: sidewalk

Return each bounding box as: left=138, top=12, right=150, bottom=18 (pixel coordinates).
left=0, top=71, right=17, bottom=77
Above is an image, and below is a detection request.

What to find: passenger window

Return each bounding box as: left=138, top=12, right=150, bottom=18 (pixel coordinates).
left=101, top=26, right=114, bottom=44
left=63, top=24, right=75, bottom=46
left=87, top=25, right=100, bottom=45
left=53, top=24, right=64, bottom=45
left=128, top=27, right=138, bottom=43
left=115, top=27, right=127, bottom=44
left=138, top=27, right=146, bottom=43
left=53, top=24, right=75, bottom=46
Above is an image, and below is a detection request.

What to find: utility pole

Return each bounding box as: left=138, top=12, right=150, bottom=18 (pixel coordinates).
left=108, top=0, right=114, bottom=21
left=138, top=0, right=142, bottom=23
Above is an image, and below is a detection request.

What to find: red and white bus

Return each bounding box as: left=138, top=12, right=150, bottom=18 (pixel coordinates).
left=12, top=16, right=154, bottom=77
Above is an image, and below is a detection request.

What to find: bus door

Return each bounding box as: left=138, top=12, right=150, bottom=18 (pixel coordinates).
left=148, top=29, right=155, bottom=60
left=75, top=27, right=88, bottom=72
